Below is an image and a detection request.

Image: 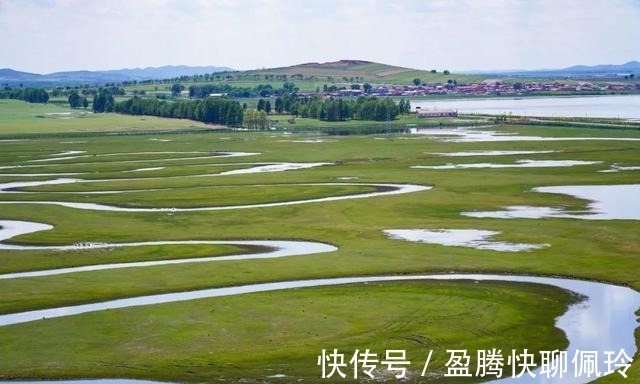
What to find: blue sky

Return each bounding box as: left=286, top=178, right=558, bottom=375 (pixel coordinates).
left=1, top=0, right=639, bottom=73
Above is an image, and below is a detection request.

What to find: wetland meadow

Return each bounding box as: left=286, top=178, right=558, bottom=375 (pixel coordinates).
left=0, top=97, right=639, bottom=383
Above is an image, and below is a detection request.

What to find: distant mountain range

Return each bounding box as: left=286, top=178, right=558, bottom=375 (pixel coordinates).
left=2, top=60, right=638, bottom=86
left=562, top=61, right=640, bottom=73
left=0, top=65, right=233, bottom=86
left=467, top=61, right=640, bottom=77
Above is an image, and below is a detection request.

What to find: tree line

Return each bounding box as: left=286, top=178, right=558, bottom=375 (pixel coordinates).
left=188, top=82, right=298, bottom=98
left=254, top=95, right=411, bottom=122
left=114, top=96, right=244, bottom=126
left=0, top=87, right=49, bottom=103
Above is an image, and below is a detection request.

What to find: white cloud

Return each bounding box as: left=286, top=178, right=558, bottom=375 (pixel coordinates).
left=0, top=0, right=639, bottom=73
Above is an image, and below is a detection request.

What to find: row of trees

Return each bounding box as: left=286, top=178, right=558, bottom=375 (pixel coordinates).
left=243, top=108, right=270, bottom=130
left=287, top=96, right=403, bottom=121
left=187, top=82, right=299, bottom=99
left=253, top=95, right=411, bottom=121
left=0, top=87, right=49, bottom=103
left=256, top=99, right=271, bottom=113
left=114, top=96, right=244, bottom=126
left=93, top=89, right=116, bottom=112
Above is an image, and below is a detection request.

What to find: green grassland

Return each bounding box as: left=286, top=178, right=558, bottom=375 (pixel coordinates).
left=0, top=99, right=212, bottom=136
left=0, top=101, right=639, bottom=382
left=241, top=60, right=485, bottom=84
left=0, top=281, right=574, bottom=383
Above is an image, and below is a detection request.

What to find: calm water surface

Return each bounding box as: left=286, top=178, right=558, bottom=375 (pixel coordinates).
left=412, top=95, right=640, bottom=118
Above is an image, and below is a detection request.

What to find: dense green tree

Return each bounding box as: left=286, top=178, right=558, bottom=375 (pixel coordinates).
left=115, top=96, right=243, bottom=127
left=68, top=91, right=82, bottom=108
left=171, top=83, right=185, bottom=95
left=92, top=89, right=115, bottom=113
left=243, top=108, right=269, bottom=130
left=274, top=97, right=284, bottom=113
left=287, top=95, right=399, bottom=122
left=283, top=82, right=296, bottom=93
left=404, top=99, right=411, bottom=113
left=412, top=78, right=421, bottom=86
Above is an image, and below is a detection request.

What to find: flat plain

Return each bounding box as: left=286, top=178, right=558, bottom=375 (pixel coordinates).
left=0, top=100, right=638, bottom=383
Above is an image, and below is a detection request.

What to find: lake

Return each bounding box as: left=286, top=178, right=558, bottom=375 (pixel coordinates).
left=411, top=94, right=640, bottom=119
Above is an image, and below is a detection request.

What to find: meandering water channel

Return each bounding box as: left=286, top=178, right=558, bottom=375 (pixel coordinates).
left=1, top=149, right=639, bottom=383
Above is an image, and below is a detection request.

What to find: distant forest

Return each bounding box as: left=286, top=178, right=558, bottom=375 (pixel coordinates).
left=0, top=87, right=49, bottom=103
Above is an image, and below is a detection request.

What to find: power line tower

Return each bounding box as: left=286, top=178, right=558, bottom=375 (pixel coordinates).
left=385, top=105, right=391, bottom=137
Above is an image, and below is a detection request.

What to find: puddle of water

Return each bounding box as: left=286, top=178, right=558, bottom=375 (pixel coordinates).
left=29, top=151, right=88, bottom=162
left=534, top=184, right=640, bottom=220
left=599, top=164, right=640, bottom=173
left=429, top=150, right=558, bottom=157
left=412, top=160, right=601, bottom=170
left=464, top=205, right=568, bottom=219
left=123, top=167, right=165, bottom=173
left=0, top=178, right=81, bottom=193
left=0, top=273, right=637, bottom=384
left=384, top=229, right=548, bottom=252
left=216, top=162, right=330, bottom=175
left=463, top=184, right=640, bottom=220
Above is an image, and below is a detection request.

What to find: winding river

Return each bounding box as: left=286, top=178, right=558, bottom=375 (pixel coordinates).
left=0, top=272, right=637, bottom=384
left=0, top=221, right=639, bottom=383
left=0, top=182, right=431, bottom=212
left=0, top=220, right=337, bottom=279
left=1, top=150, right=639, bottom=383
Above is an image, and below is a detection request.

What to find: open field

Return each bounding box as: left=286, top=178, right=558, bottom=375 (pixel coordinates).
left=0, top=100, right=211, bottom=136
left=0, top=100, right=639, bottom=383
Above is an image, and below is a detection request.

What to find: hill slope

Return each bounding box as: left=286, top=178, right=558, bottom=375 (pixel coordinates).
left=241, top=60, right=483, bottom=84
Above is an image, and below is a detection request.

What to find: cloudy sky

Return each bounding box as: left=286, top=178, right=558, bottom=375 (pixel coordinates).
left=1, top=0, right=639, bottom=73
